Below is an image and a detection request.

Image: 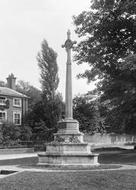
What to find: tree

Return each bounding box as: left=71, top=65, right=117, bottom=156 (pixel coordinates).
left=26, top=93, right=64, bottom=141
left=73, top=0, right=136, bottom=133
left=25, top=40, right=64, bottom=142
left=101, top=54, right=136, bottom=133
left=37, top=39, right=59, bottom=100
left=73, top=95, right=104, bottom=134
left=74, top=0, right=136, bottom=81
left=16, top=80, right=41, bottom=111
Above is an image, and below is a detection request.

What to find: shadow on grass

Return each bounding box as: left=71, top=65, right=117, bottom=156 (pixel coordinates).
left=0, top=157, right=38, bottom=166
left=93, top=148, right=136, bottom=165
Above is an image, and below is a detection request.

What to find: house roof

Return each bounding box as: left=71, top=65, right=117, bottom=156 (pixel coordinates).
left=0, top=87, right=28, bottom=98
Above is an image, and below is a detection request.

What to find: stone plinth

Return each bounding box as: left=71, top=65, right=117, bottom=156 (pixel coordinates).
left=46, top=143, right=90, bottom=154
left=38, top=119, right=99, bottom=166
left=38, top=144, right=99, bottom=166
left=54, top=119, right=84, bottom=143
left=38, top=152, right=99, bottom=166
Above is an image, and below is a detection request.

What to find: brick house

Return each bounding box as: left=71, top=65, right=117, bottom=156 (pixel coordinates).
left=0, top=74, right=28, bottom=125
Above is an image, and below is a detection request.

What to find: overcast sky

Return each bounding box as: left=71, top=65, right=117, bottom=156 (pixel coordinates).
left=0, top=0, right=96, bottom=98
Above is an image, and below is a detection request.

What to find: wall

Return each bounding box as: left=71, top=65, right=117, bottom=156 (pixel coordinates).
left=84, top=133, right=136, bottom=146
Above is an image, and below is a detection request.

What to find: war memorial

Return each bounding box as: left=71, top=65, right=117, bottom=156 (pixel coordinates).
left=38, top=30, right=99, bottom=166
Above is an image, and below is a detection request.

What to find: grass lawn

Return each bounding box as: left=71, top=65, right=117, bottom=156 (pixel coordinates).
left=0, top=156, right=38, bottom=166
left=0, top=148, right=136, bottom=189
left=0, top=170, right=136, bottom=190
left=97, top=149, right=136, bottom=165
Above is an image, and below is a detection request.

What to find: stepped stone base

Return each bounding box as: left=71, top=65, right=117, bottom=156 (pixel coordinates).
left=38, top=119, right=99, bottom=166
left=38, top=152, right=99, bottom=166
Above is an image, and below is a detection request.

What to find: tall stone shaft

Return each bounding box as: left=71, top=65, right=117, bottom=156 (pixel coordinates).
left=62, top=30, right=76, bottom=119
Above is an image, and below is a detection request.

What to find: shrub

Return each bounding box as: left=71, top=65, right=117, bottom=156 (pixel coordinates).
left=0, top=122, right=32, bottom=147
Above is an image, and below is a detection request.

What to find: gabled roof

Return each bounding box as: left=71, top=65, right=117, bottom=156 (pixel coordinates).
left=0, top=87, right=28, bottom=98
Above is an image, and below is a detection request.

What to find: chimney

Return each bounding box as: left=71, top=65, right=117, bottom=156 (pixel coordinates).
left=6, top=73, right=16, bottom=90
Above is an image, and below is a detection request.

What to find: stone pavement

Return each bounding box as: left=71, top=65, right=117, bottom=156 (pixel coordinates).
left=0, top=152, right=38, bottom=160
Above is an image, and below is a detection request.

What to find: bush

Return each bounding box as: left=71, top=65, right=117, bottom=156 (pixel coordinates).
left=0, top=122, right=32, bottom=147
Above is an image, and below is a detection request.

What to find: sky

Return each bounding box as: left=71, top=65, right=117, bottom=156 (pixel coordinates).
left=0, top=0, right=96, bottom=99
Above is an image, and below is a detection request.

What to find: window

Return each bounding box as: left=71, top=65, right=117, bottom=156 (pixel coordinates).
left=0, top=97, right=6, bottom=106
left=13, top=112, right=21, bottom=125
left=13, top=98, right=21, bottom=107
left=0, top=111, right=7, bottom=123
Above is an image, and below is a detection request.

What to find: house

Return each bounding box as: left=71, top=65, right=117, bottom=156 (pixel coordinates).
left=0, top=74, right=29, bottom=125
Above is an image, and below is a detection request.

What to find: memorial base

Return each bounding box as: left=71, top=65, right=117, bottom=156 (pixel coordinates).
left=38, top=119, right=99, bottom=166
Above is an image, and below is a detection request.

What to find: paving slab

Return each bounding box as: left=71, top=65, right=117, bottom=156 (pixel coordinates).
left=0, top=153, right=38, bottom=160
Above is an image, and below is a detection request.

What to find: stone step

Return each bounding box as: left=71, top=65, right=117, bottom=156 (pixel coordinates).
left=38, top=152, right=99, bottom=166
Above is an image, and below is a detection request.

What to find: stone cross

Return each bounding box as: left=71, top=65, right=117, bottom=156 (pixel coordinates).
left=62, top=30, right=76, bottom=120
left=38, top=30, right=99, bottom=166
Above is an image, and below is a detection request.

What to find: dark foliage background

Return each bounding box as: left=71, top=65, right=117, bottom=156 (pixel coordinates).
left=73, top=0, right=136, bottom=134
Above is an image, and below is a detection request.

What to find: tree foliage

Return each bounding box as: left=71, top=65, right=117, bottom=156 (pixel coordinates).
left=73, top=0, right=136, bottom=133
left=101, top=54, right=136, bottom=133
left=26, top=93, right=64, bottom=141
left=37, top=39, right=59, bottom=100
left=25, top=40, right=64, bottom=142
left=16, top=80, right=41, bottom=111
left=73, top=95, right=104, bottom=134
left=0, top=122, right=32, bottom=147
